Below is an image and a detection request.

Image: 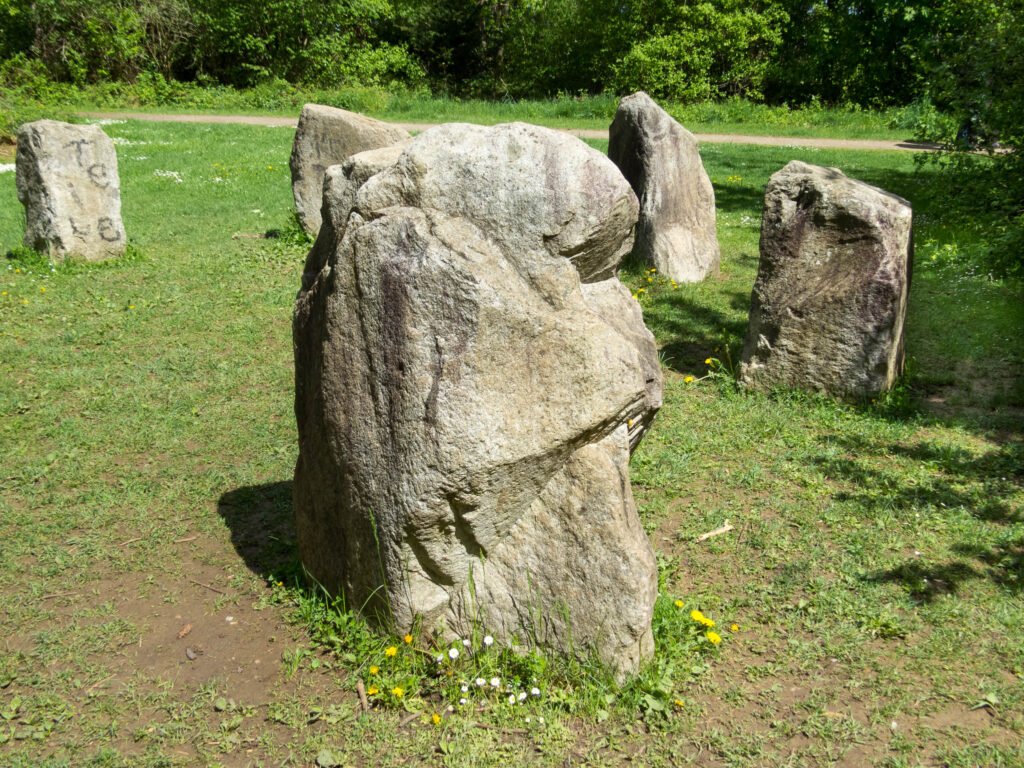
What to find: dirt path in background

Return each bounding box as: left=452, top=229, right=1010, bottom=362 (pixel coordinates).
left=78, top=111, right=940, bottom=152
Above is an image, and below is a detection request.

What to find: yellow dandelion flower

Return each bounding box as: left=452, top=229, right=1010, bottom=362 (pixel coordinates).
left=704, top=358, right=712, bottom=364
left=730, top=624, right=739, bottom=632
left=1, top=291, right=6, bottom=295
left=690, top=610, right=705, bottom=622
left=674, top=599, right=684, bottom=608
left=674, top=699, right=685, bottom=707
left=707, top=631, right=722, bottom=645
left=40, top=286, right=46, bottom=292
left=391, top=686, right=404, bottom=698
left=632, top=294, right=638, bottom=300
left=367, top=686, right=379, bottom=695
left=684, top=375, right=694, bottom=383
left=627, top=419, right=634, bottom=427
left=432, top=713, right=441, bottom=725
left=128, top=305, right=134, bottom=309
left=369, top=665, right=379, bottom=675
left=702, top=618, right=715, bottom=628
left=403, top=634, right=413, bottom=644
left=385, top=646, right=397, bottom=657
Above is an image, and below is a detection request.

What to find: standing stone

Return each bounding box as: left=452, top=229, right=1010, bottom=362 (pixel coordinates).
left=16, top=120, right=126, bottom=261
left=739, top=160, right=913, bottom=398
left=293, top=122, right=662, bottom=677
left=289, top=104, right=410, bottom=235
left=608, top=91, right=719, bottom=282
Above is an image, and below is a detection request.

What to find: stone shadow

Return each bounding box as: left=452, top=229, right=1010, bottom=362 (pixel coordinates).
left=641, top=289, right=752, bottom=375
left=217, top=480, right=299, bottom=581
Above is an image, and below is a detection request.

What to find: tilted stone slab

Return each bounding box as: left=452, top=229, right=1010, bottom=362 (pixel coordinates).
left=293, top=123, right=661, bottom=677
left=16, top=120, right=126, bottom=261
left=608, top=91, right=719, bottom=282
left=739, top=160, right=913, bottom=398
left=289, top=104, right=410, bottom=235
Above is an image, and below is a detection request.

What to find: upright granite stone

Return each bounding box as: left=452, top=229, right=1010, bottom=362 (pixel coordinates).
left=16, top=120, right=126, bottom=261
left=608, top=91, right=719, bottom=282
left=289, top=104, right=410, bottom=235
left=293, top=122, right=662, bottom=677
left=739, top=160, right=912, bottom=398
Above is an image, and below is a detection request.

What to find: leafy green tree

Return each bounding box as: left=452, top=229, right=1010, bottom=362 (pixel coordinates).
left=189, top=0, right=422, bottom=87
left=611, top=0, right=787, bottom=102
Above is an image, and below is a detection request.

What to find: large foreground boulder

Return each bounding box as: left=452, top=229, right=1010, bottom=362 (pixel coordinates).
left=289, top=104, right=410, bottom=235
left=739, top=160, right=913, bottom=398
left=293, top=122, right=662, bottom=676
left=608, top=92, right=719, bottom=282
left=16, top=120, right=126, bottom=261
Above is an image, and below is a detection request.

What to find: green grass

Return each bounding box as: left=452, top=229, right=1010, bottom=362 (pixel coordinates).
left=0, top=118, right=1022, bottom=767
left=21, top=80, right=924, bottom=141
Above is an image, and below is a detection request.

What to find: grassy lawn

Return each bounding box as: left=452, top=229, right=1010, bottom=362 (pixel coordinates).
left=55, top=88, right=921, bottom=142
left=0, top=118, right=1021, bottom=767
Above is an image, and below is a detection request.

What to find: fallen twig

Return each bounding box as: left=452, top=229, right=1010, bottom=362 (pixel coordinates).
left=398, top=712, right=420, bottom=728
left=38, top=591, right=78, bottom=601
left=356, top=679, right=370, bottom=713
left=85, top=674, right=114, bottom=695
left=697, top=519, right=734, bottom=543
left=173, top=536, right=197, bottom=543
left=188, top=578, right=225, bottom=595
left=231, top=232, right=267, bottom=240
left=472, top=722, right=529, bottom=735
left=119, top=537, right=142, bottom=546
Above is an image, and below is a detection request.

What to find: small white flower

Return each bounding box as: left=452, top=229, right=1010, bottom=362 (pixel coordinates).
left=436, top=655, right=444, bottom=663
left=461, top=685, right=469, bottom=693
left=459, top=698, right=467, bottom=705
left=518, top=691, right=527, bottom=701
left=508, top=694, right=516, bottom=704
left=448, top=648, right=459, bottom=659
left=531, top=687, right=540, bottom=696
left=483, top=635, right=493, bottom=646
left=490, top=677, right=500, bottom=688
left=462, top=638, right=471, bottom=647
left=525, top=717, right=531, bottom=723
left=538, top=717, right=544, bottom=723
left=476, top=678, right=486, bottom=687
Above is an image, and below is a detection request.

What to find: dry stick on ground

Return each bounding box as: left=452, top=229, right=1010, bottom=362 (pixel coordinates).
left=696, top=519, right=734, bottom=542
left=119, top=537, right=142, bottom=546
left=38, top=591, right=79, bottom=601
left=356, top=679, right=370, bottom=713
left=398, top=712, right=420, bottom=728
left=473, top=723, right=529, bottom=735
left=188, top=578, right=226, bottom=595
left=174, top=536, right=197, bottom=543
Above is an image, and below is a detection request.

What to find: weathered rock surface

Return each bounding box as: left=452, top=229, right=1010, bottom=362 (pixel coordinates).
left=739, top=160, right=913, bottom=398
left=608, top=91, right=719, bottom=282
left=289, top=104, right=410, bottom=234
left=293, top=122, right=661, bottom=676
left=16, top=120, right=126, bottom=261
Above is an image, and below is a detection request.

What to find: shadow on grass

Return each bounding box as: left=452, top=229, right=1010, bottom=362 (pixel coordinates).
left=217, top=480, right=299, bottom=580
left=642, top=289, right=751, bottom=375
left=811, top=433, right=1024, bottom=599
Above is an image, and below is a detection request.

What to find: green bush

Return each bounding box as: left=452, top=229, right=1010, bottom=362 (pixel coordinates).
left=612, top=34, right=712, bottom=103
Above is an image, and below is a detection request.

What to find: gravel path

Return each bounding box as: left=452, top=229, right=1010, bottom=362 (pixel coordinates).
left=79, top=111, right=939, bottom=152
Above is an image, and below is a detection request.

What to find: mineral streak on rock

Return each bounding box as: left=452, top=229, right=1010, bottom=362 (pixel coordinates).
left=739, top=160, right=913, bottom=399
